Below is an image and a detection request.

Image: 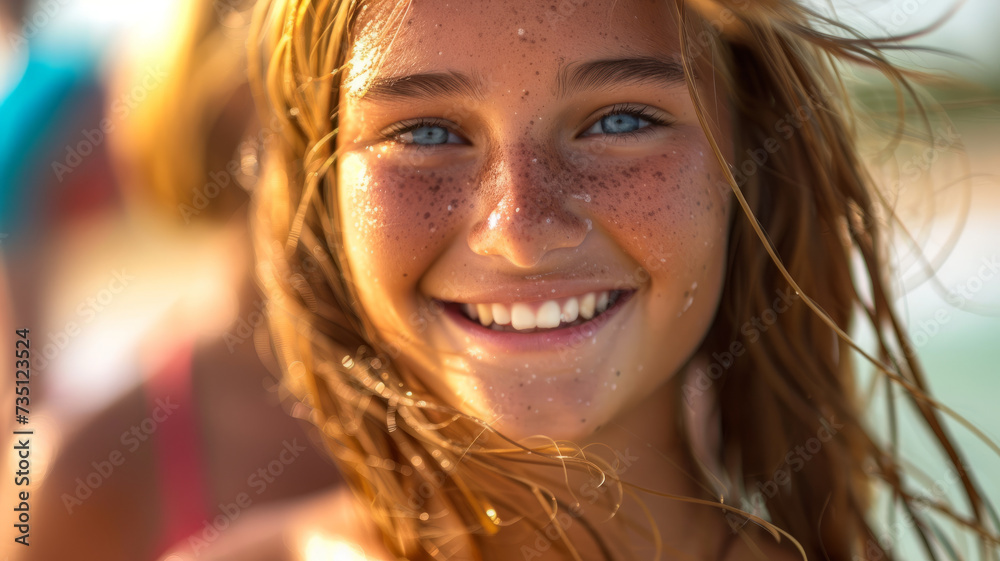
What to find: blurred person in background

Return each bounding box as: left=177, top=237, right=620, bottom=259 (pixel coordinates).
left=0, top=1, right=344, bottom=560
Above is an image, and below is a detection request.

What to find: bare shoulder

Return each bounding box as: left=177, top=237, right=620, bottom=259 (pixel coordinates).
left=158, top=486, right=395, bottom=561
left=721, top=526, right=806, bottom=561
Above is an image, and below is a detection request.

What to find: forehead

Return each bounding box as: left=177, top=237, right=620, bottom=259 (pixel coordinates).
left=344, top=0, right=682, bottom=96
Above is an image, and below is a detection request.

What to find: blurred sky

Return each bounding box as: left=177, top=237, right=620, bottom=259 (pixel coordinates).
left=3, top=0, right=1000, bottom=75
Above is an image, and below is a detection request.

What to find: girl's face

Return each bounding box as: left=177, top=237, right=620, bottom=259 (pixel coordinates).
left=336, top=0, right=732, bottom=441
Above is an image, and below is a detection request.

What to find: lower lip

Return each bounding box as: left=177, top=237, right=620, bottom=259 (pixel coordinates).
left=439, top=290, right=636, bottom=354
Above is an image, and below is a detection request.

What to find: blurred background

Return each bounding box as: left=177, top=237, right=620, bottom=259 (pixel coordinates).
left=0, top=0, right=996, bottom=560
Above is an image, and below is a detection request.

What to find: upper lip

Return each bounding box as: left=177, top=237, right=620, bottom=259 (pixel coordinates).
left=426, top=279, right=640, bottom=304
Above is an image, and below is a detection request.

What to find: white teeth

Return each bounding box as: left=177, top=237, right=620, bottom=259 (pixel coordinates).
left=536, top=301, right=562, bottom=328
left=596, top=291, right=609, bottom=313
left=511, top=303, right=536, bottom=330
left=579, top=293, right=596, bottom=320
left=460, top=290, right=623, bottom=331
left=491, top=303, right=511, bottom=326
left=477, top=304, right=493, bottom=327
left=560, top=298, right=579, bottom=323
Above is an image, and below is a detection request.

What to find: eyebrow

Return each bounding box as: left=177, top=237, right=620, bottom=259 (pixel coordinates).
left=355, top=70, right=485, bottom=104
left=353, top=56, right=687, bottom=104
left=556, top=56, right=688, bottom=98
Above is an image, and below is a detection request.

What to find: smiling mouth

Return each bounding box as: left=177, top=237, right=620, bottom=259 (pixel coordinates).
left=450, top=290, right=630, bottom=333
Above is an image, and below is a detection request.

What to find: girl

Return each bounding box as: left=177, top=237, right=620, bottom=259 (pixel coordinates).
left=223, top=0, right=1000, bottom=559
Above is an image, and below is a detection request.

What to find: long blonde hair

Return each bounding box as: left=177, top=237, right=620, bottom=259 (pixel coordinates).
left=246, top=0, right=1000, bottom=559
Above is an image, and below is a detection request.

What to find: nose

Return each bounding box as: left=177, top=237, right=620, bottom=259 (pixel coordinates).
left=467, top=145, right=591, bottom=268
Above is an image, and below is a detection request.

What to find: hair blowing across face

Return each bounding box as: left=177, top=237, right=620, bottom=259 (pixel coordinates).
left=246, top=0, right=1000, bottom=559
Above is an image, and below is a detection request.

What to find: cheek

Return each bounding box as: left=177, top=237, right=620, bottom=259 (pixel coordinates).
left=579, top=138, right=731, bottom=283
left=337, top=153, right=471, bottom=288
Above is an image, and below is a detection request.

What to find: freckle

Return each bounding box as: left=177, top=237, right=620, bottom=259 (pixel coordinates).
left=403, top=273, right=407, bottom=277
left=527, top=405, right=531, bottom=410
left=581, top=418, right=586, bottom=423
left=423, top=212, right=430, bottom=219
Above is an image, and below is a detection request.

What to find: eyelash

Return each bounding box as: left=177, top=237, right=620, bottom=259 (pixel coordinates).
left=379, top=103, right=673, bottom=148
left=586, top=103, right=673, bottom=142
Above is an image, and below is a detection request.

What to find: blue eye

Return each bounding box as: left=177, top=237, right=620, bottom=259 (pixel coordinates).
left=384, top=120, right=465, bottom=146
left=401, top=125, right=454, bottom=145
left=590, top=113, right=649, bottom=135
left=581, top=104, right=671, bottom=140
